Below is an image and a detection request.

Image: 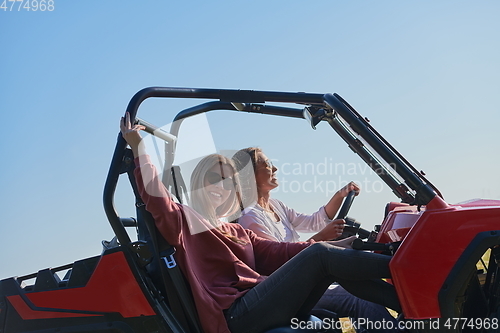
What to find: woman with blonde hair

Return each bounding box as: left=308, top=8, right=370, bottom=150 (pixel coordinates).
left=189, top=154, right=242, bottom=220
left=121, top=113, right=399, bottom=333
left=188, top=153, right=246, bottom=243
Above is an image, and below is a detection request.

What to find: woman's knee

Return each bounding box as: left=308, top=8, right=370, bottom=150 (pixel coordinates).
left=306, top=242, right=331, bottom=253
left=306, top=242, right=349, bottom=260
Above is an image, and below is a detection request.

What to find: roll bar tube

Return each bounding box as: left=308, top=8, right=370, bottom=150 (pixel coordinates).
left=104, top=87, right=439, bottom=247
left=324, top=93, right=437, bottom=205
left=325, top=116, right=414, bottom=203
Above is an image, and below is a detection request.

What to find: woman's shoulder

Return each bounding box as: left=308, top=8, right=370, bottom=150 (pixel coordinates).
left=238, top=207, right=263, bottom=229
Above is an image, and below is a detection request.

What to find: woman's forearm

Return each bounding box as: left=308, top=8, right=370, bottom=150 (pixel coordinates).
left=323, top=191, right=343, bottom=219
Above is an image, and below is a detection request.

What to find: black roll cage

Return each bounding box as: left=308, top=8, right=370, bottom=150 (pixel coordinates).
left=103, top=87, right=438, bottom=247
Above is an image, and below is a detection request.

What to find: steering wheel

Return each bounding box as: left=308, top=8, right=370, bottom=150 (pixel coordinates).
left=335, top=190, right=356, bottom=220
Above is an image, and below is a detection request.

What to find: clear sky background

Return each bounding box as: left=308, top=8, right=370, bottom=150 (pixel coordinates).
left=1, top=1, right=499, bottom=280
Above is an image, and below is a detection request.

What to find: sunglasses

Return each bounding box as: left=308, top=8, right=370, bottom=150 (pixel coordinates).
left=205, top=171, right=234, bottom=191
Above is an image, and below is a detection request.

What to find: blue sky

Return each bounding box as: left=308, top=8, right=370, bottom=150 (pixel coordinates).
left=1, top=1, right=499, bottom=279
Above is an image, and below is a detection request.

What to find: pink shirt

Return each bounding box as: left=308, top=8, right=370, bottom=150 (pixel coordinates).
left=134, top=156, right=311, bottom=333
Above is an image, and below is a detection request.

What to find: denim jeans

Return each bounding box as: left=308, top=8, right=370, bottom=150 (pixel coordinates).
left=225, top=242, right=399, bottom=333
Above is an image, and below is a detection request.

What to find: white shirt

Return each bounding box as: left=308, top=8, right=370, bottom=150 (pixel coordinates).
left=238, top=198, right=332, bottom=242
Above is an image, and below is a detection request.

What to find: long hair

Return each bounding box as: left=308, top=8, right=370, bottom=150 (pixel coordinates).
left=189, top=154, right=245, bottom=243
left=232, top=147, right=261, bottom=209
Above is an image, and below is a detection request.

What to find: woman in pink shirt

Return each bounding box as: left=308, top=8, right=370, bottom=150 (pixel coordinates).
left=120, top=114, right=399, bottom=333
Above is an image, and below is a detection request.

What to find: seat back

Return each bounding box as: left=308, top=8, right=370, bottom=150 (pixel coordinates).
left=122, top=157, right=202, bottom=333
left=137, top=203, right=203, bottom=333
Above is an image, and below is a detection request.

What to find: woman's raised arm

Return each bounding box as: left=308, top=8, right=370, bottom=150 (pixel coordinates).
left=120, top=112, right=146, bottom=158
left=120, top=113, right=184, bottom=244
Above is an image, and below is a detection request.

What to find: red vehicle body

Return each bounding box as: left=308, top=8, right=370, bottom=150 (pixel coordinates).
left=1, top=87, right=499, bottom=333
left=381, top=197, right=500, bottom=321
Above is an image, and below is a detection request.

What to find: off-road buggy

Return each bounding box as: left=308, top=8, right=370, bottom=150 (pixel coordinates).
left=1, top=87, right=499, bottom=333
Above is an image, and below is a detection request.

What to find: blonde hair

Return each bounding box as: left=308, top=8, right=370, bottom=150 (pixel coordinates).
left=189, top=154, right=246, bottom=244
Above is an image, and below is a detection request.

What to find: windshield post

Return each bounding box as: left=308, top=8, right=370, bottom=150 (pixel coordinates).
left=323, top=93, right=437, bottom=206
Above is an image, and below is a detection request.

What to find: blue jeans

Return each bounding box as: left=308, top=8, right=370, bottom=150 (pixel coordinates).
left=225, top=242, right=399, bottom=333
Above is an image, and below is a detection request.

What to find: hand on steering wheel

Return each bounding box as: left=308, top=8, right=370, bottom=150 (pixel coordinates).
left=335, top=182, right=360, bottom=220
left=336, top=190, right=357, bottom=220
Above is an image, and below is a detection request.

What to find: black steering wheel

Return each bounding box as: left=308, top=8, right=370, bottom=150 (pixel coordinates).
left=335, top=190, right=356, bottom=220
